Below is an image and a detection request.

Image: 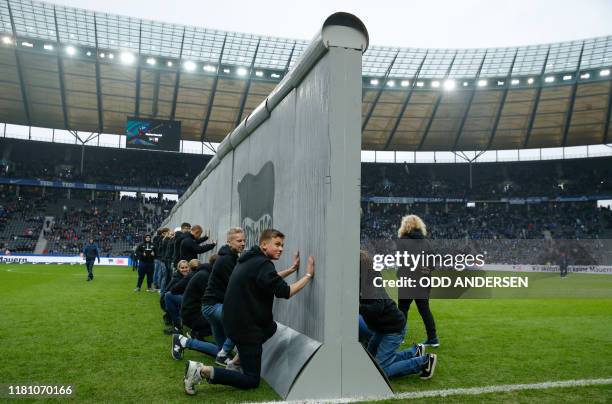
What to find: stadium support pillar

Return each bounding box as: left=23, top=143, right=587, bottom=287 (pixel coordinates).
left=67, top=189, right=71, bottom=200
left=162, top=13, right=392, bottom=401
left=15, top=185, right=19, bottom=197
left=469, top=161, right=473, bottom=189
left=80, top=144, right=85, bottom=175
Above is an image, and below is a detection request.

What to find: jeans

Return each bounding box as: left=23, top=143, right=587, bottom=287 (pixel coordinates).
left=210, top=342, right=262, bottom=389
left=398, top=298, right=437, bottom=340
left=85, top=259, right=95, bottom=279
left=136, top=261, right=154, bottom=288
left=367, top=330, right=427, bottom=378
left=185, top=337, right=218, bottom=357
left=160, top=261, right=171, bottom=294
left=202, top=303, right=235, bottom=353
left=153, top=259, right=161, bottom=288
left=164, top=293, right=183, bottom=328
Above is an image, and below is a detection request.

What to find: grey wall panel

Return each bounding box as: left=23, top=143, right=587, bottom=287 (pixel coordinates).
left=162, top=13, right=390, bottom=400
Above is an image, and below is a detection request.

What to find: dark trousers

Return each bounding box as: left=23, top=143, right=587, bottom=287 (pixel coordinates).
left=210, top=342, right=262, bottom=389
left=182, top=312, right=212, bottom=339
left=136, top=261, right=154, bottom=288
left=398, top=298, right=437, bottom=340
left=85, top=259, right=95, bottom=279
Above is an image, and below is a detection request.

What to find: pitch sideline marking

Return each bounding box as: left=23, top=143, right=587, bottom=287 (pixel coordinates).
left=248, top=377, right=612, bottom=404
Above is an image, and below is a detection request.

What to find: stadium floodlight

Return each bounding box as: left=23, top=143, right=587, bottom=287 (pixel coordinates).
left=386, top=80, right=395, bottom=87
left=167, top=61, right=173, bottom=67
left=255, top=70, right=263, bottom=77
left=511, top=79, right=520, bottom=85
left=416, top=81, right=424, bottom=87
left=443, top=79, right=455, bottom=90
left=223, top=68, right=231, bottom=74
left=271, top=73, right=280, bottom=79
left=21, top=41, right=33, bottom=48
left=431, top=80, right=440, bottom=88
left=497, top=81, right=505, bottom=86
left=146, top=57, right=156, bottom=65
left=463, top=81, right=469, bottom=87
left=100, top=52, right=105, bottom=58
left=2, top=36, right=12, bottom=44
left=184, top=61, right=196, bottom=71
left=400, top=80, right=409, bottom=87
left=601, top=69, right=610, bottom=77
left=544, top=76, right=555, bottom=83
left=120, top=52, right=135, bottom=64
left=237, top=67, right=248, bottom=76
left=580, top=72, right=590, bottom=79
left=477, top=79, right=487, bottom=87
left=66, top=46, right=76, bottom=56
left=203, top=65, right=216, bottom=72
left=563, top=75, right=572, bottom=81
left=370, top=79, right=379, bottom=85
left=527, top=77, right=534, bottom=84
left=86, top=51, right=92, bottom=56
left=43, top=44, right=53, bottom=51
left=108, top=53, right=114, bottom=59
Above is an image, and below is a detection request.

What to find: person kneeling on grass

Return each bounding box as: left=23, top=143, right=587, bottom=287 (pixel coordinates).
left=359, top=251, right=437, bottom=380
left=177, top=255, right=217, bottom=341
left=183, top=229, right=314, bottom=394
left=163, top=259, right=197, bottom=334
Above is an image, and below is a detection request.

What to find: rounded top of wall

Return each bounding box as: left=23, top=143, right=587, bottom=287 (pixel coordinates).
left=322, top=12, right=369, bottom=53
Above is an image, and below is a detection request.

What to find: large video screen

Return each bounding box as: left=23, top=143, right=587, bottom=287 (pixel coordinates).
left=125, top=118, right=181, bottom=152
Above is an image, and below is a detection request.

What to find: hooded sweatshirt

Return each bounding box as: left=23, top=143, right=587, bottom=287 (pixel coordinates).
left=179, top=232, right=215, bottom=262
left=136, top=237, right=155, bottom=263
left=222, top=245, right=290, bottom=344
left=181, top=263, right=212, bottom=320
left=202, top=245, right=238, bottom=306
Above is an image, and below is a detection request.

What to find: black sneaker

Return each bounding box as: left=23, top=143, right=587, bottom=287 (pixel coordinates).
left=172, top=334, right=185, bottom=360
left=164, top=326, right=182, bottom=335
left=415, top=343, right=425, bottom=357
left=420, top=353, right=437, bottom=380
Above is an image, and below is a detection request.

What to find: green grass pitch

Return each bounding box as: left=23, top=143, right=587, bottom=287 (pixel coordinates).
left=0, top=264, right=610, bottom=403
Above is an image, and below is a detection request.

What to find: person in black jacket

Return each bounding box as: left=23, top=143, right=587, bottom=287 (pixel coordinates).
left=183, top=228, right=314, bottom=394
left=180, top=225, right=216, bottom=262
left=161, top=228, right=177, bottom=294
left=396, top=214, right=439, bottom=347
left=153, top=228, right=168, bottom=290
left=81, top=238, right=100, bottom=281
left=134, top=234, right=156, bottom=292
left=164, top=259, right=193, bottom=332
left=180, top=256, right=216, bottom=339
left=173, top=222, right=191, bottom=268
left=360, top=251, right=437, bottom=380
left=172, top=255, right=220, bottom=360
left=201, top=227, right=245, bottom=365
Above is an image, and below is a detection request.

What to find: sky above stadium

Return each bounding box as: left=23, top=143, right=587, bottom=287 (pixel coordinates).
left=52, top=0, right=612, bottom=49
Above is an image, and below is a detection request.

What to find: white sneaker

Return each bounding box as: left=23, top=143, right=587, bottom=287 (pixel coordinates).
left=184, top=360, right=203, bottom=395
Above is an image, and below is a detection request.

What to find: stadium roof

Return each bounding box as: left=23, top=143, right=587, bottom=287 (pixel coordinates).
left=0, top=0, right=611, bottom=151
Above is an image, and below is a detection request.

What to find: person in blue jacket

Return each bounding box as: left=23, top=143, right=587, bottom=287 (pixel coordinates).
left=82, top=238, right=100, bottom=281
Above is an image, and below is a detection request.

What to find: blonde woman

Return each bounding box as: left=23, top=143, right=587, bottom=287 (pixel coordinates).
left=397, top=214, right=439, bottom=347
